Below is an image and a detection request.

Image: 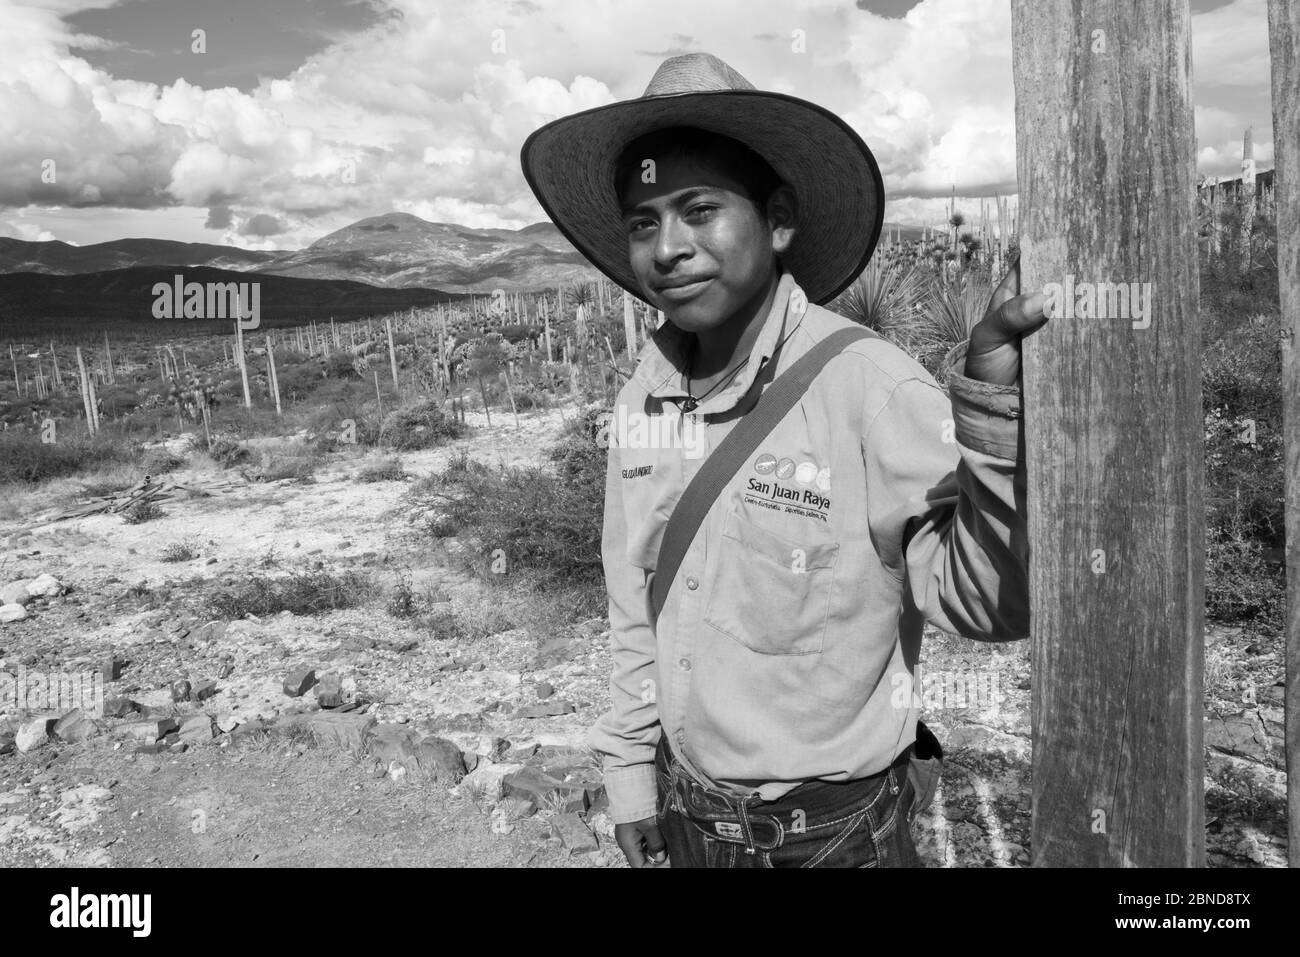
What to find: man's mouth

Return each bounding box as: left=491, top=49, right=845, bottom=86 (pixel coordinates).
left=654, top=276, right=714, bottom=301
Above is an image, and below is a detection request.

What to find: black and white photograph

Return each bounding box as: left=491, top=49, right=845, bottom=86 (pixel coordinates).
left=0, top=0, right=1295, bottom=917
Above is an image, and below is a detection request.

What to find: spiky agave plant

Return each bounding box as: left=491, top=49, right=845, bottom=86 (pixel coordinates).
left=829, top=257, right=930, bottom=342
left=916, top=269, right=991, bottom=384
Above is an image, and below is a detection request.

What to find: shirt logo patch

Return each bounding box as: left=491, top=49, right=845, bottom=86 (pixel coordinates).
left=621, top=465, right=653, bottom=479
left=714, top=821, right=743, bottom=839
left=746, top=451, right=832, bottom=522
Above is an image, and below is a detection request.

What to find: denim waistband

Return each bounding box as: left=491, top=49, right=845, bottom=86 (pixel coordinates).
left=654, top=738, right=910, bottom=851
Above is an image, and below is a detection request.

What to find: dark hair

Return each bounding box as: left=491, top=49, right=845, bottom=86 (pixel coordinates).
left=613, top=126, right=784, bottom=209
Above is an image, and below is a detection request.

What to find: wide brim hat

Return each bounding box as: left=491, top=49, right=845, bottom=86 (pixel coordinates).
left=521, top=53, right=885, bottom=306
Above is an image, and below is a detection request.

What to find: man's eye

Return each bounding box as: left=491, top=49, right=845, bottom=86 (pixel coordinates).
left=686, top=205, right=717, bottom=220
left=628, top=219, right=655, bottom=235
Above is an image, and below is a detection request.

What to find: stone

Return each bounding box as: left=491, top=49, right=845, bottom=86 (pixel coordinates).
left=534, top=681, right=555, bottom=700
left=417, top=737, right=466, bottom=784
left=177, top=713, right=215, bottom=744
left=514, top=699, right=576, bottom=719
left=283, top=668, right=317, bottom=697
left=460, top=762, right=524, bottom=802
left=550, top=813, right=599, bottom=853
left=100, top=655, right=124, bottom=682
left=25, top=574, right=63, bottom=598
left=192, top=679, right=218, bottom=702
left=102, top=697, right=139, bottom=719
left=367, top=724, right=420, bottom=769
left=0, top=581, right=32, bottom=606
left=16, top=715, right=56, bottom=752
left=502, top=766, right=590, bottom=813
left=307, top=711, right=376, bottom=753
left=315, top=673, right=344, bottom=709
left=170, top=679, right=192, bottom=703
left=0, top=604, right=28, bottom=623
left=53, top=709, right=97, bottom=744
left=1204, top=711, right=1270, bottom=762
left=118, top=718, right=178, bottom=743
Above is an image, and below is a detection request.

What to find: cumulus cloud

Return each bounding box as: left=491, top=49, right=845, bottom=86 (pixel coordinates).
left=0, top=0, right=1276, bottom=244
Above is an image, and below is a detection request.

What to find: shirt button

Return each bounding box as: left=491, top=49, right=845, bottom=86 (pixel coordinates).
left=686, top=577, right=698, bottom=590
left=678, top=657, right=692, bottom=671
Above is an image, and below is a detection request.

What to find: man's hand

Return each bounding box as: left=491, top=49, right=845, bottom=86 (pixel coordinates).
left=615, top=817, right=670, bottom=867
left=963, top=258, right=1050, bottom=386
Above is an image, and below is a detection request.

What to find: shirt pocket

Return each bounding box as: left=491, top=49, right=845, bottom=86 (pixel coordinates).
left=702, top=508, right=840, bottom=655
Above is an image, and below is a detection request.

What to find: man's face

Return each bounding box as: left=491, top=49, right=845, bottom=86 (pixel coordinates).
left=620, top=151, right=790, bottom=332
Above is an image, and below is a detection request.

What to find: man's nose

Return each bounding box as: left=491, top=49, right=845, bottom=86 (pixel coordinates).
left=653, top=215, right=693, bottom=268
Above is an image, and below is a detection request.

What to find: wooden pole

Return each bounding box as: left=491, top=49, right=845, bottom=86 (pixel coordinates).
left=622, top=290, right=637, bottom=360
left=74, top=346, right=94, bottom=434
left=267, top=340, right=282, bottom=416
left=234, top=320, right=252, bottom=409
left=9, top=344, right=18, bottom=392
left=50, top=342, right=62, bottom=392
left=386, top=317, right=400, bottom=391
left=1012, top=0, right=1203, bottom=866
left=502, top=367, right=520, bottom=430
left=103, top=331, right=114, bottom=384
left=1267, top=0, right=1300, bottom=867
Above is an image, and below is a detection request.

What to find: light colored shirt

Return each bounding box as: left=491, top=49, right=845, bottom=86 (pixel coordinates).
left=589, top=271, right=1027, bottom=825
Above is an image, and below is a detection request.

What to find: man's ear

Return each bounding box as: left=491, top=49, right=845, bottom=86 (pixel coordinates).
left=766, top=184, right=797, bottom=256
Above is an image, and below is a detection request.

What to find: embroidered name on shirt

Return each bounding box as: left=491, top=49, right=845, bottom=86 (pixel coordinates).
left=622, top=465, right=654, bottom=479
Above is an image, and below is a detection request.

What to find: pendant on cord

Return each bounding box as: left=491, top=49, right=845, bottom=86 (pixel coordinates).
left=681, top=397, right=699, bottom=413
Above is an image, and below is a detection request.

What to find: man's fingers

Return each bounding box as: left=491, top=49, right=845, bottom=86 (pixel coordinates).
left=987, top=256, right=1021, bottom=314
left=642, top=822, right=668, bottom=864
left=615, top=824, right=648, bottom=867
left=994, top=290, right=1050, bottom=337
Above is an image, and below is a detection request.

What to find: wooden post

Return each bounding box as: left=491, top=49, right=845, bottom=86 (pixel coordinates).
left=267, top=340, right=282, bottom=416
left=386, top=317, right=400, bottom=390
left=74, top=346, right=94, bottom=434
left=9, top=344, right=18, bottom=392
left=374, top=369, right=384, bottom=428
left=49, top=342, right=62, bottom=392
left=622, top=290, right=637, bottom=360
left=1267, top=0, right=1300, bottom=867
left=1012, top=0, right=1203, bottom=866
left=502, top=367, right=520, bottom=430
left=234, top=320, right=252, bottom=409
left=103, top=331, right=114, bottom=384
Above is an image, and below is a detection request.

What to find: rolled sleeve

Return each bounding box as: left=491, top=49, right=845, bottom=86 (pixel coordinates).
left=603, top=763, right=659, bottom=825
left=941, top=341, right=1022, bottom=461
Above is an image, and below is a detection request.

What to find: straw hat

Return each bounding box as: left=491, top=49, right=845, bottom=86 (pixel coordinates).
left=520, top=52, right=885, bottom=306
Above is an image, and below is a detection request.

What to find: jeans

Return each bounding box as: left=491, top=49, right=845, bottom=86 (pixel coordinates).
left=654, top=737, right=922, bottom=868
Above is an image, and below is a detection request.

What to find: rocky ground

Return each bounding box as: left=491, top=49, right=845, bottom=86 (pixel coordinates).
left=0, top=404, right=1288, bottom=867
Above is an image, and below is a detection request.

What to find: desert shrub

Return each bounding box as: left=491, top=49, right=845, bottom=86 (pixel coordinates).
left=258, top=445, right=320, bottom=482
left=359, top=456, right=406, bottom=482
left=380, top=399, right=464, bottom=451
left=122, top=499, right=163, bottom=524
left=409, top=415, right=606, bottom=588
left=0, top=432, right=137, bottom=485
left=161, top=541, right=199, bottom=562
left=204, top=567, right=371, bottom=618
left=322, top=351, right=362, bottom=380
left=141, top=447, right=185, bottom=476
left=208, top=436, right=251, bottom=468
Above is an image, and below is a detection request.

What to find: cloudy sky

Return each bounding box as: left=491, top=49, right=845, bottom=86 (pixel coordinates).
left=0, top=0, right=1277, bottom=249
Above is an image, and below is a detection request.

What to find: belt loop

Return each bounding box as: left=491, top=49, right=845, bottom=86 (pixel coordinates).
left=738, top=793, right=758, bottom=855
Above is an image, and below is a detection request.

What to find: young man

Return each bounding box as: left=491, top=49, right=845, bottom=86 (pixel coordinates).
left=521, top=53, right=1046, bottom=868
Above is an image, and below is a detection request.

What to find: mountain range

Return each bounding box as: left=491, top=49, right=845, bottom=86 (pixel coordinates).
left=0, top=213, right=598, bottom=295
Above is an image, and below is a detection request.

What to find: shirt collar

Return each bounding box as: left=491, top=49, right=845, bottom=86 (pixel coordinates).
left=631, top=271, right=810, bottom=415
